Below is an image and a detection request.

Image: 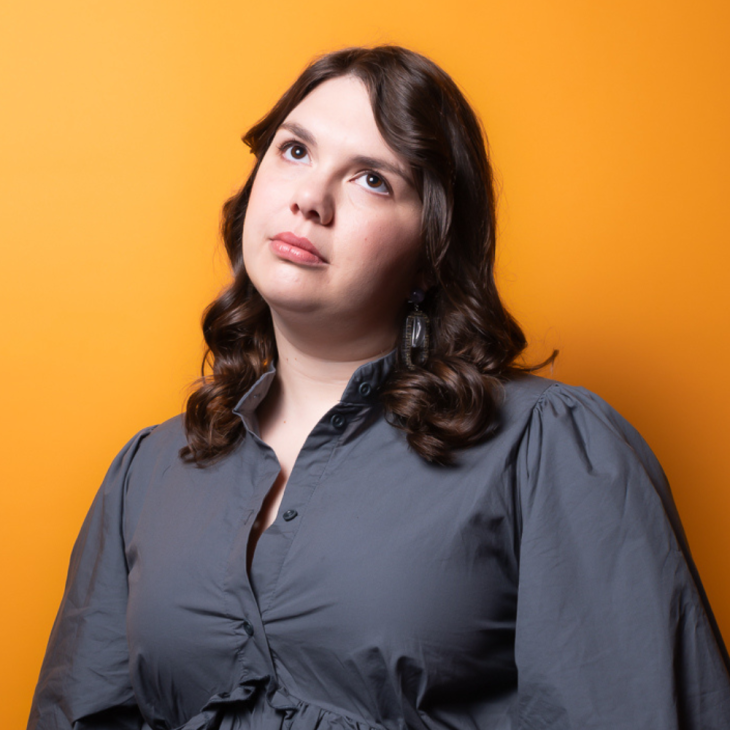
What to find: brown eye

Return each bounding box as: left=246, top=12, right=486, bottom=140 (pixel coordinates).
left=355, top=171, right=389, bottom=195
left=281, top=142, right=309, bottom=162
left=366, top=173, right=383, bottom=188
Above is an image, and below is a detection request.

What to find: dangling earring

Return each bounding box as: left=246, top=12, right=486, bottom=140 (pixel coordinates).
left=403, top=288, right=431, bottom=369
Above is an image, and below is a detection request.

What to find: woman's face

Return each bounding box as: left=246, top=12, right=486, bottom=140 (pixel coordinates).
left=242, top=75, right=423, bottom=348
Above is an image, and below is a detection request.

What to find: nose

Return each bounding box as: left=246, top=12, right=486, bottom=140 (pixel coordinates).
left=289, top=171, right=335, bottom=226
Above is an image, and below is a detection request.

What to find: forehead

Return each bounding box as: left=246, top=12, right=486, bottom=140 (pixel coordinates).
left=280, top=76, right=398, bottom=159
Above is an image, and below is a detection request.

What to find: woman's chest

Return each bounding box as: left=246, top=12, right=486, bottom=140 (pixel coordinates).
left=123, top=428, right=521, bottom=713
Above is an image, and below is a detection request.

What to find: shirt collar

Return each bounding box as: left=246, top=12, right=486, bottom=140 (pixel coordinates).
left=232, top=349, right=397, bottom=431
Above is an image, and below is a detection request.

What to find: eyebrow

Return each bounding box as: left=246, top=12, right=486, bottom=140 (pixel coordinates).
left=277, top=121, right=414, bottom=188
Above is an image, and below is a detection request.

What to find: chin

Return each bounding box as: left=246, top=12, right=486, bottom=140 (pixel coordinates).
left=259, top=289, right=323, bottom=317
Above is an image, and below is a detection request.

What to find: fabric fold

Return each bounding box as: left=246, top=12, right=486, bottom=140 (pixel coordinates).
left=167, top=681, right=386, bottom=730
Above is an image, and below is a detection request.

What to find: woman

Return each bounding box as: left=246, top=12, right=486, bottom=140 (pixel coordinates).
left=28, top=46, right=730, bottom=729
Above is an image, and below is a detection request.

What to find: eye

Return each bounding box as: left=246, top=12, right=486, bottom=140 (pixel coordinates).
left=280, top=141, right=310, bottom=163
left=355, top=171, right=390, bottom=195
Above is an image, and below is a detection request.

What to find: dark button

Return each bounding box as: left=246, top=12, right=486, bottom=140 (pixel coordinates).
left=283, top=509, right=298, bottom=521
left=330, top=413, right=346, bottom=430
left=242, top=620, right=254, bottom=636
left=219, top=691, right=230, bottom=699
left=358, top=382, right=372, bottom=397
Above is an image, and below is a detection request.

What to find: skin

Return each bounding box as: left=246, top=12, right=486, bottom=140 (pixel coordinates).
left=241, top=76, right=424, bottom=566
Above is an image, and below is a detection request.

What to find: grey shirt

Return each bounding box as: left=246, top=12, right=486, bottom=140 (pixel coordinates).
left=29, top=352, right=730, bottom=729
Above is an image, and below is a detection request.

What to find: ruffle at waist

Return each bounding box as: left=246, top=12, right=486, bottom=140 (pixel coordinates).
left=144, top=676, right=386, bottom=730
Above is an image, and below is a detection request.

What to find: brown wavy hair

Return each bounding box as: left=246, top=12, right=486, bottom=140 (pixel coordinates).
left=181, top=45, right=543, bottom=466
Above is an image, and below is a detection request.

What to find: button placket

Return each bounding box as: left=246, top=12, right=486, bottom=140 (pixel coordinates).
left=251, top=410, right=352, bottom=617
left=226, top=352, right=395, bottom=696
left=220, top=437, right=284, bottom=691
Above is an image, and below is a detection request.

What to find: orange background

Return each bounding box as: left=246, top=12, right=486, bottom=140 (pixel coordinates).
left=2, top=0, right=729, bottom=724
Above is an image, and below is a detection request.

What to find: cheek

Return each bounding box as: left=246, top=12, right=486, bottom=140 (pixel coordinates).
left=242, top=176, right=278, bottom=263
left=350, top=200, right=420, bottom=248
left=345, top=226, right=422, bottom=298
left=361, top=215, right=422, bottom=270
left=245, top=153, right=289, bottom=223
left=245, top=176, right=275, bottom=230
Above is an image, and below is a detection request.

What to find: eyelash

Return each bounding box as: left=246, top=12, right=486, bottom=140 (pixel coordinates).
left=276, top=139, right=392, bottom=196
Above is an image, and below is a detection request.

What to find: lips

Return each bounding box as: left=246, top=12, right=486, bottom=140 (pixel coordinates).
left=270, top=232, right=328, bottom=265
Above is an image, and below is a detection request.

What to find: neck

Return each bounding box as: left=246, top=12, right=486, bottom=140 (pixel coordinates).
left=254, top=313, right=396, bottom=476
left=269, top=315, right=395, bottom=414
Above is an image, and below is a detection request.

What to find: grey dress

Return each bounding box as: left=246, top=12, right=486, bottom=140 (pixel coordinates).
left=28, top=352, right=730, bottom=729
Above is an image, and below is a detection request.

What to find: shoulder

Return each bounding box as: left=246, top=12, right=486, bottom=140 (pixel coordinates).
left=499, top=372, right=654, bottom=465
left=97, top=414, right=187, bottom=501
left=501, top=374, right=684, bottom=550
left=498, top=373, right=672, bottom=517
left=128, top=413, right=187, bottom=466
left=123, top=413, right=191, bottom=484
left=499, top=371, right=619, bottom=422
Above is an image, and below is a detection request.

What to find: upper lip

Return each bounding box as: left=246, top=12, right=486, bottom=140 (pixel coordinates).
left=272, top=232, right=328, bottom=263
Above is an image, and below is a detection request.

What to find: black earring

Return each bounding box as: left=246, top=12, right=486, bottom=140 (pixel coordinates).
left=403, top=288, right=431, bottom=369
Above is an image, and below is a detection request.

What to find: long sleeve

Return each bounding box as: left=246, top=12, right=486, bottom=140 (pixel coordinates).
left=513, top=384, right=730, bottom=729
left=28, top=427, right=155, bottom=730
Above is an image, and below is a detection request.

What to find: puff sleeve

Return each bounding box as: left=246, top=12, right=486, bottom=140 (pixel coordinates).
left=513, top=384, right=730, bottom=728
left=28, top=427, right=155, bottom=730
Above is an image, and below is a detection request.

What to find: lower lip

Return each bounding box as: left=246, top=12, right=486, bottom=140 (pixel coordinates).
left=270, top=239, right=326, bottom=266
